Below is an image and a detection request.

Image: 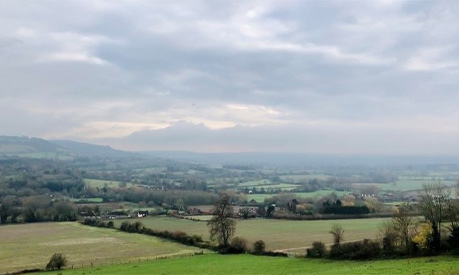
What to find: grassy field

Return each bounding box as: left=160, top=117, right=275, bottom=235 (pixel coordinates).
left=17, top=152, right=73, bottom=160
left=247, top=190, right=349, bottom=203
left=0, top=222, right=206, bottom=274
left=238, top=179, right=272, bottom=187
left=114, top=216, right=388, bottom=252
left=352, top=179, right=457, bottom=192
left=70, top=197, right=104, bottom=203
left=39, top=253, right=459, bottom=275
left=255, top=183, right=302, bottom=190
left=84, top=179, right=135, bottom=189
left=280, top=174, right=331, bottom=182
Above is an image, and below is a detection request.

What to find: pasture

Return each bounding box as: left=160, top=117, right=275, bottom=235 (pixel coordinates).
left=352, top=179, right=457, bottom=193
left=247, top=190, right=349, bottom=203
left=0, top=222, right=206, bottom=274
left=280, top=174, right=331, bottom=182
left=114, top=216, right=389, bottom=252
left=38, top=253, right=459, bottom=275
left=70, top=197, right=104, bottom=203
left=84, top=178, right=134, bottom=189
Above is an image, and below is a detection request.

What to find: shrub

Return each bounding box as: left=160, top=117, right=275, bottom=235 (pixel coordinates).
left=126, top=221, right=143, bottom=233
left=228, top=237, right=249, bottom=253
left=306, top=241, right=327, bottom=258
left=253, top=240, right=266, bottom=254
left=191, top=235, right=203, bottom=243
left=46, top=253, right=67, bottom=270
left=97, top=221, right=107, bottom=227
left=120, top=221, right=130, bottom=232
left=107, top=221, right=114, bottom=228
left=172, top=231, right=188, bottom=242
left=329, top=239, right=381, bottom=260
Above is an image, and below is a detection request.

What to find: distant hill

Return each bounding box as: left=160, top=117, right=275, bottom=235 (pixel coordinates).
left=51, top=140, right=135, bottom=158
left=0, top=136, right=135, bottom=159
left=0, top=136, right=63, bottom=155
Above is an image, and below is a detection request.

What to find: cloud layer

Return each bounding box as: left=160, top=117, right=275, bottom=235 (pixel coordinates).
left=1, top=0, right=459, bottom=154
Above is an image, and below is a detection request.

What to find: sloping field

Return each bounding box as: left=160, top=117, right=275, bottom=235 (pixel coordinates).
left=247, top=190, right=349, bottom=203
left=114, top=216, right=389, bottom=252
left=38, top=254, right=459, bottom=275
left=0, top=222, right=205, bottom=274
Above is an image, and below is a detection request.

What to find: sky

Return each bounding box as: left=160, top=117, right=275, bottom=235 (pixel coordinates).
left=1, top=0, right=459, bottom=154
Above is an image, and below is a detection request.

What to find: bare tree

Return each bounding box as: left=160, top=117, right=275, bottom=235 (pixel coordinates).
left=418, top=182, right=450, bottom=252
left=207, top=193, right=236, bottom=247
left=391, top=203, right=417, bottom=253
left=329, top=224, right=344, bottom=246
left=445, top=181, right=459, bottom=231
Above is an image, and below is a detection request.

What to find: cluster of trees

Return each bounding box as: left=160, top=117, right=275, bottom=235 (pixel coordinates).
left=0, top=158, right=85, bottom=198
left=320, top=200, right=370, bottom=215
left=104, top=189, right=218, bottom=207
left=0, top=196, right=77, bottom=224
left=308, top=182, right=459, bottom=260
left=382, top=182, right=459, bottom=256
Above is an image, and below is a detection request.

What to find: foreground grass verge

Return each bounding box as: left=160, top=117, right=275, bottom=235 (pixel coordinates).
left=39, top=253, right=459, bottom=275
left=0, top=222, right=207, bottom=274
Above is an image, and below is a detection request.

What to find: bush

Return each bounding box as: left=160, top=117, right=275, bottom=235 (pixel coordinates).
left=307, top=241, right=327, bottom=258
left=329, top=239, right=381, bottom=260
left=126, top=221, right=143, bottom=233
left=253, top=240, right=266, bottom=254
left=191, top=235, right=203, bottom=243
left=120, top=221, right=130, bottom=232
left=107, top=221, right=114, bottom=228
left=97, top=221, right=107, bottom=227
left=172, top=231, right=188, bottom=242
left=46, top=253, right=67, bottom=270
left=228, top=237, right=248, bottom=253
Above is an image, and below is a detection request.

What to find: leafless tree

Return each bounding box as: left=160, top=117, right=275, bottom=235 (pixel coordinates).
left=418, top=182, right=450, bottom=252
left=391, top=203, right=417, bottom=253
left=207, top=193, right=236, bottom=247
left=329, top=224, right=344, bottom=246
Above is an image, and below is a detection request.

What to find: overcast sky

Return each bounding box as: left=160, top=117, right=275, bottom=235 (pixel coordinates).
left=1, top=0, right=459, bottom=154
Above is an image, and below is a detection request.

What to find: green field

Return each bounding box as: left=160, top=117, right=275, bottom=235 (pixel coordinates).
left=17, top=152, right=73, bottom=160
left=238, top=179, right=272, bottom=187
left=39, top=253, right=459, bottom=275
left=385, top=179, right=457, bottom=191
left=114, top=216, right=388, bottom=252
left=353, top=179, right=457, bottom=192
left=84, top=179, right=135, bottom=189
left=247, top=190, right=349, bottom=203
left=0, top=222, right=206, bottom=274
left=255, top=183, right=302, bottom=190
left=280, top=174, right=331, bottom=182
left=70, top=197, right=104, bottom=203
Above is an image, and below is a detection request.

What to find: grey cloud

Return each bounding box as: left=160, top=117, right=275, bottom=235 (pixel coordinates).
left=1, top=1, right=459, bottom=154
left=95, top=121, right=459, bottom=155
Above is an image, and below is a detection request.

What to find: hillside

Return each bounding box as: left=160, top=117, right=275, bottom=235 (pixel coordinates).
left=0, top=136, right=133, bottom=159
left=51, top=140, right=135, bottom=158
left=0, top=136, right=63, bottom=155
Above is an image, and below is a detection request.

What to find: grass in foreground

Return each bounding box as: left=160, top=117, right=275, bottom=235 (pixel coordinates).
left=40, top=253, right=459, bottom=275
left=0, top=222, right=206, bottom=274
